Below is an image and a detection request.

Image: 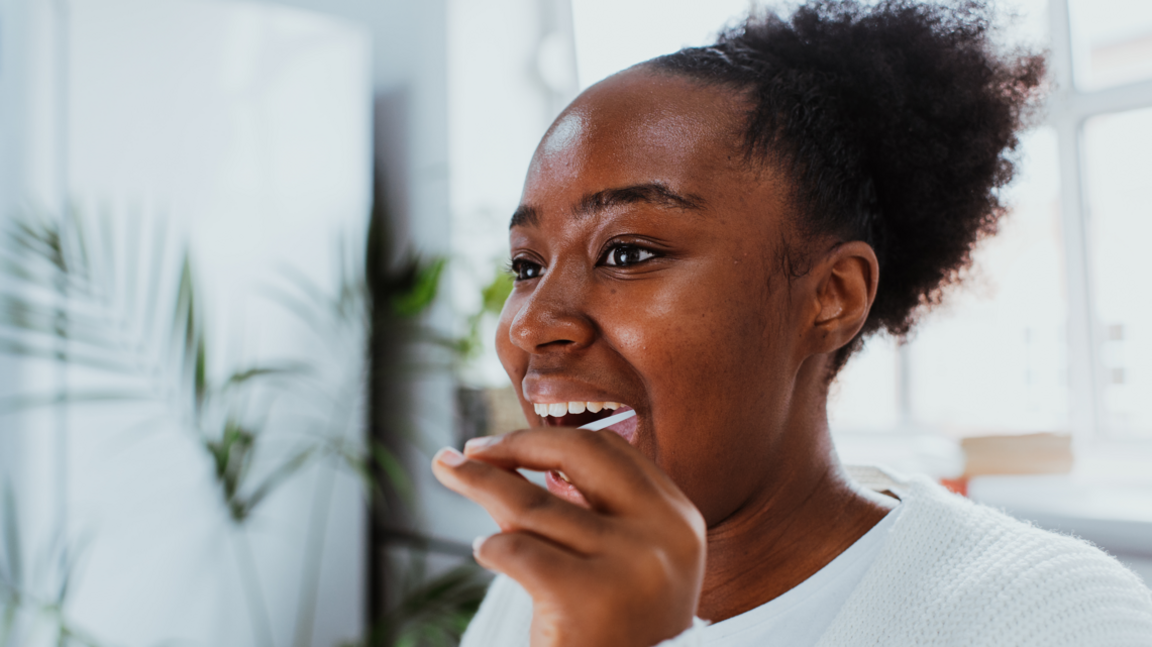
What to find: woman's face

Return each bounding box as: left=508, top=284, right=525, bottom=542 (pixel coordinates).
left=495, top=70, right=808, bottom=526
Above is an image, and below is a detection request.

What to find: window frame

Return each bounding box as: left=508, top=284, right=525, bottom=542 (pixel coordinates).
left=1045, top=0, right=1152, bottom=445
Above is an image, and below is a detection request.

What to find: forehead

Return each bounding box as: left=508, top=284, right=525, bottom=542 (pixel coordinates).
left=522, top=70, right=750, bottom=207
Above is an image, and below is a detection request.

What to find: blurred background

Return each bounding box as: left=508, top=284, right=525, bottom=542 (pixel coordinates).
left=0, top=0, right=1148, bottom=645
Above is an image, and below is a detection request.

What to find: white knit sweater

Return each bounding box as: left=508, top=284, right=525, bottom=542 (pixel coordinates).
left=460, top=476, right=1152, bottom=646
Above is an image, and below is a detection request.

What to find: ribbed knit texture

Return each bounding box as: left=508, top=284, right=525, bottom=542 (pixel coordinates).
left=460, top=476, right=1152, bottom=646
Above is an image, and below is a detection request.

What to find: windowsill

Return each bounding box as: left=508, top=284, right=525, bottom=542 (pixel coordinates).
left=835, top=430, right=1152, bottom=561
left=967, top=473, right=1152, bottom=558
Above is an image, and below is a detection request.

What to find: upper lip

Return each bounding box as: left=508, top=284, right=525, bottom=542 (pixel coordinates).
left=521, top=381, right=627, bottom=408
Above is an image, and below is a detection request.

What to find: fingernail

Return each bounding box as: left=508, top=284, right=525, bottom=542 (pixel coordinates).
left=472, top=535, right=487, bottom=554
left=435, top=447, right=467, bottom=467
left=464, top=435, right=501, bottom=452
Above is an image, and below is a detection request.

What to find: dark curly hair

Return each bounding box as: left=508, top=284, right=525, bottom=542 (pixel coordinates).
left=648, top=0, right=1046, bottom=370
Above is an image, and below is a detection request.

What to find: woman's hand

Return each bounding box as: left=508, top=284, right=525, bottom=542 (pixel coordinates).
left=431, top=426, right=706, bottom=647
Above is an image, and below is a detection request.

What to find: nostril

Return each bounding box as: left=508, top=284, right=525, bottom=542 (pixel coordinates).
left=508, top=288, right=596, bottom=352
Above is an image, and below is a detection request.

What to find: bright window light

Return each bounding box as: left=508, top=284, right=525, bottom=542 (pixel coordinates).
left=571, top=0, right=753, bottom=89
left=1083, top=107, right=1152, bottom=437
left=1069, top=0, right=1152, bottom=91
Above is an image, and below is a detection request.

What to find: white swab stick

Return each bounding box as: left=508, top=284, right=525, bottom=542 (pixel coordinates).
left=578, top=408, right=636, bottom=431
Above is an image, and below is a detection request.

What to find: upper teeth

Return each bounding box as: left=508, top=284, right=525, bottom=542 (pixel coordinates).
left=533, top=401, right=621, bottom=417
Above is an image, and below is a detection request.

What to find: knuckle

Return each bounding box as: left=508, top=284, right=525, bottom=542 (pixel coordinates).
left=496, top=428, right=528, bottom=447
left=517, top=485, right=554, bottom=516
left=570, top=427, right=607, bottom=450
left=682, top=504, right=707, bottom=543
left=672, top=510, right=707, bottom=557
left=629, top=546, right=678, bottom=593
left=484, top=531, right=523, bottom=558
left=458, top=457, right=496, bottom=483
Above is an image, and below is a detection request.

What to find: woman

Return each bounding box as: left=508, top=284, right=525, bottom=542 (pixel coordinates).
left=432, top=1, right=1152, bottom=645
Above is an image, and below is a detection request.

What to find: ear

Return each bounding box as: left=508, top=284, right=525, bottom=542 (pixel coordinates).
left=806, top=241, right=878, bottom=355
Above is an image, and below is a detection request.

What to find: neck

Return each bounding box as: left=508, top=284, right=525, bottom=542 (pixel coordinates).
left=695, top=360, right=896, bottom=623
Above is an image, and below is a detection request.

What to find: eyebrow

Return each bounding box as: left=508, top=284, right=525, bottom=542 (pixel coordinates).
left=509, top=183, right=706, bottom=229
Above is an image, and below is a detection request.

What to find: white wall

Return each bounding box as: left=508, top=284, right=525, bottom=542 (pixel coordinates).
left=1, top=1, right=372, bottom=646
left=0, top=3, right=79, bottom=644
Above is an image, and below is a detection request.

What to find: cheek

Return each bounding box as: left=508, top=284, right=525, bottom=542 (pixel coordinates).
left=604, top=263, right=791, bottom=517
left=610, top=266, right=779, bottom=388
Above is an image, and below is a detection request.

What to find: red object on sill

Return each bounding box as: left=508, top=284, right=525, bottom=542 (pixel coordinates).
left=940, top=477, right=969, bottom=497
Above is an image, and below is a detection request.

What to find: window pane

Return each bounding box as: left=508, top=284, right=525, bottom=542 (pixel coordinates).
left=906, top=128, right=1068, bottom=435
left=1083, top=107, right=1152, bottom=437
left=571, top=0, right=751, bottom=89
left=1070, top=0, right=1152, bottom=91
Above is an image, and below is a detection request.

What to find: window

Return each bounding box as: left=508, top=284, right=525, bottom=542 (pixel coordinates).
left=834, top=0, right=1152, bottom=443
left=1069, top=0, right=1152, bottom=91
left=1083, top=107, right=1152, bottom=437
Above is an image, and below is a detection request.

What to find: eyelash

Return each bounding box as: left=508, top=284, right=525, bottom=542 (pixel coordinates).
left=600, top=243, right=659, bottom=268
left=508, top=243, right=662, bottom=282
left=509, top=258, right=542, bottom=281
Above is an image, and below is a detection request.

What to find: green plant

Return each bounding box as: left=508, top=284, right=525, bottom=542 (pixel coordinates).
left=348, top=558, right=488, bottom=647
left=0, top=201, right=489, bottom=647
left=0, top=208, right=334, bottom=646
left=457, top=270, right=513, bottom=361
left=358, top=190, right=491, bottom=645
left=0, top=482, right=102, bottom=647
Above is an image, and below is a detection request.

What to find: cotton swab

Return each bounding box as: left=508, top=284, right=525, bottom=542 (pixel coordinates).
left=578, top=408, right=636, bottom=431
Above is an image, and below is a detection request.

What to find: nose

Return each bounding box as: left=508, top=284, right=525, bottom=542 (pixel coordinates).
left=507, top=266, right=596, bottom=354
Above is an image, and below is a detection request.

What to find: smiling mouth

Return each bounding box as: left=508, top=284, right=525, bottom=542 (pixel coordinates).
left=533, top=400, right=623, bottom=428
left=530, top=400, right=638, bottom=503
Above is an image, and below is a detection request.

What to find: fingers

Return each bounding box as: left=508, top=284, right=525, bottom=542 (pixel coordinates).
left=432, top=448, right=611, bottom=555
left=472, top=531, right=584, bottom=597
left=460, top=428, right=669, bottom=514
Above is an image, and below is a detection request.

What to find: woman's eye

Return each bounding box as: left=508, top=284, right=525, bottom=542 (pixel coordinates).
left=510, top=258, right=543, bottom=281
left=602, top=244, right=658, bottom=268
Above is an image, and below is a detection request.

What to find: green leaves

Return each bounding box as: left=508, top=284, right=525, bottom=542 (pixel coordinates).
left=0, top=212, right=325, bottom=526
left=1, top=486, right=23, bottom=600
left=359, top=562, right=490, bottom=647
left=206, top=420, right=257, bottom=521
left=0, top=203, right=473, bottom=647
left=0, top=483, right=102, bottom=647
left=479, top=271, right=513, bottom=316
left=390, top=258, right=446, bottom=318
left=458, top=267, right=515, bottom=360
left=0, top=210, right=191, bottom=401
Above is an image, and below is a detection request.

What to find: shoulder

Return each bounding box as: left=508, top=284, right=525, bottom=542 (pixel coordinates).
left=819, top=476, right=1152, bottom=646
left=460, top=574, right=532, bottom=647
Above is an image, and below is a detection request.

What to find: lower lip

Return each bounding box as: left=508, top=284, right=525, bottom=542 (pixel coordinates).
left=546, top=469, right=590, bottom=507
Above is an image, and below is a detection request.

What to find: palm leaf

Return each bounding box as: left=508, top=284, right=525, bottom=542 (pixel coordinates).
left=1, top=486, right=22, bottom=592
left=390, top=257, right=445, bottom=318
left=0, top=391, right=153, bottom=413
left=368, top=562, right=490, bottom=647
left=236, top=448, right=316, bottom=522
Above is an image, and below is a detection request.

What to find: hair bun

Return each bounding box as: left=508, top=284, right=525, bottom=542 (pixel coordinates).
left=653, top=0, right=1046, bottom=364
